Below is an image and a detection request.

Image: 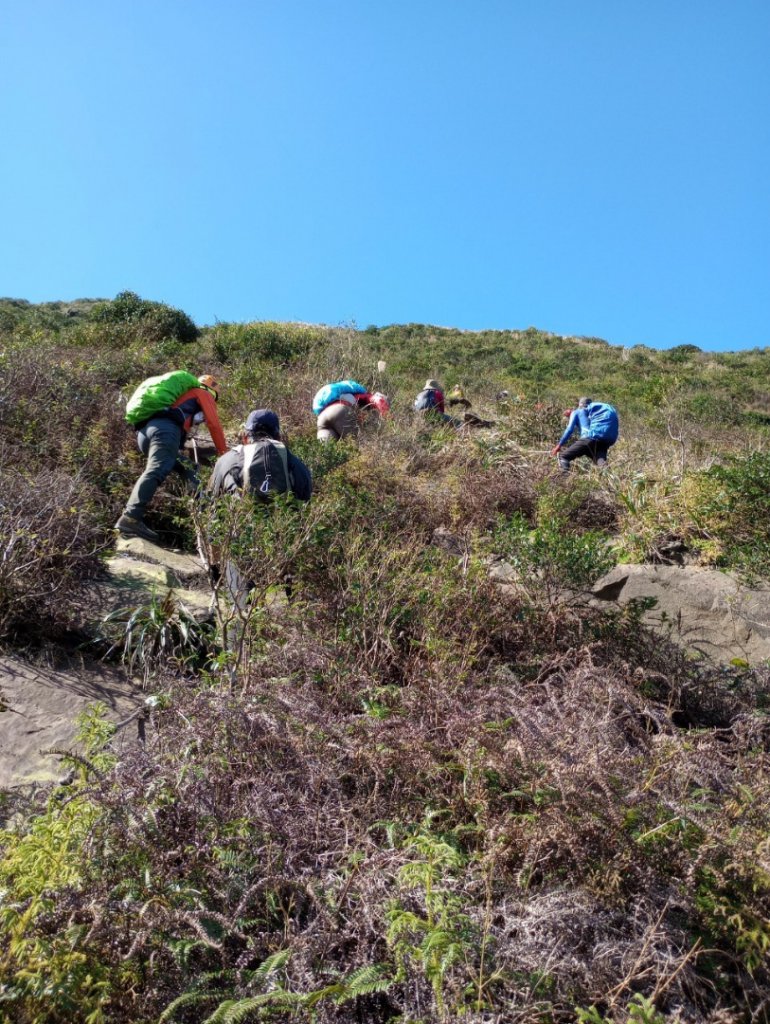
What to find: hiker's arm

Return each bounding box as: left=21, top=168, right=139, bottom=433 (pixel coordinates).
left=288, top=453, right=312, bottom=501
left=195, top=390, right=228, bottom=454
left=557, top=410, right=579, bottom=448
left=210, top=450, right=244, bottom=495
left=209, top=458, right=229, bottom=496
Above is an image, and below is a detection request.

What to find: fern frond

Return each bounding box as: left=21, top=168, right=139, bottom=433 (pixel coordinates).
left=386, top=909, right=426, bottom=940
left=337, top=963, right=392, bottom=1001
left=303, top=963, right=393, bottom=1009
left=422, top=928, right=453, bottom=954
left=40, top=747, right=106, bottom=780
left=439, top=941, right=465, bottom=973
left=168, top=937, right=206, bottom=969
left=158, top=990, right=219, bottom=1022
left=252, top=947, right=291, bottom=984
left=200, top=999, right=237, bottom=1024
left=303, top=983, right=345, bottom=1008
left=203, top=990, right=304, bottom=1024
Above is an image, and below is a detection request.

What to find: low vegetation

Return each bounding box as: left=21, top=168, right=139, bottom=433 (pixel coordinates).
left=0, top=295, right=769, bottom=1022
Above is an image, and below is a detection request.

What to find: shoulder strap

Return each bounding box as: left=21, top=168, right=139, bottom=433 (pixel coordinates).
left=242, top=443, right=257, bottom=491
left=272, top=441, right=291, bottom=489
left=241, top=441, right=291, bottom=494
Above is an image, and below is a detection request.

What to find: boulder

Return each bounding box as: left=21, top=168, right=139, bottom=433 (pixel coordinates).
left=105, top=556, right=175, bottom=588
left=488, top=559, right=517, bottom=583
left=0, top=655, right=142, bottom=790
left=0, top=540, right=214, bottom=793
left=114, top=537, right=206, bottom=581
left=591, top=564, right=770, bottom=665
left=99, top=540, right=213, bottom=624
left=183, top=437, right=219, bottom=464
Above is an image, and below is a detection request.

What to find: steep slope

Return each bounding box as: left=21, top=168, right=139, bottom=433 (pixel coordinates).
left=0, top=296, right=768, bottom=1023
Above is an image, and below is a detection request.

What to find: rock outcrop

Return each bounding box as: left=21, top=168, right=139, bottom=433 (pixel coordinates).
left=97, top=537, right=212, bottom=622
left=0, top=655, right=142, bottom=790
left=591, top=564, right=770, bottom=664
left=1, top=538, right=214, bottom=791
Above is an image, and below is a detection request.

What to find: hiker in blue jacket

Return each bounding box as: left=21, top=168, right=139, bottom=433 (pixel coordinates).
left=551, top=397, right=619, bottom=471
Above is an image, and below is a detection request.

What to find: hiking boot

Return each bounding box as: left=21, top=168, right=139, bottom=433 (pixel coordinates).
left=114, top=514, right=159, bottom=543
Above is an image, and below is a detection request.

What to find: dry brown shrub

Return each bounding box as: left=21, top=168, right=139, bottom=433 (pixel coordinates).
left=0, top=468, right=104, bottom=640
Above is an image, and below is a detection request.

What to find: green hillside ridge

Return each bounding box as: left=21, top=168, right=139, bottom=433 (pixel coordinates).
left=1, top=294, right=769, bottom=1023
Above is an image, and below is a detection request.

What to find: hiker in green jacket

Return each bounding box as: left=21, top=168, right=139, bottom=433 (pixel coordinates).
left=116, top=373, right=228, bottom=542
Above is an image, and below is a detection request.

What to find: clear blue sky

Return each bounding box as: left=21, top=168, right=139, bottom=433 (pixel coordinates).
left=1, top=1, right=767, bottom=350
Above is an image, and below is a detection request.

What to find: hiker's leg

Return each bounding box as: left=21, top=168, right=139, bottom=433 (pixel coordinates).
left=463, top=412, right=494, bottom=428
left=592, top=441, right=610, bottom=468
left=124, top=420, right=183, bottom=520
left=559, top=438, right=592, bottom=473
left=331, top=405, right=358, bottom=439
left=317, top=405, right=342, bottom=442
left=318, top=404, right=357, bottom=441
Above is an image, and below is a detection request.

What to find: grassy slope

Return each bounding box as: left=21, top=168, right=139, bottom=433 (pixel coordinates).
left=0, top=298, right=769, bottom=1023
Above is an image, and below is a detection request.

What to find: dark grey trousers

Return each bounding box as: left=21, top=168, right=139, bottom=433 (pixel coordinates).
left=558, top=437, right=612, bottom=472
left=124, top=418, right=198, bottom=520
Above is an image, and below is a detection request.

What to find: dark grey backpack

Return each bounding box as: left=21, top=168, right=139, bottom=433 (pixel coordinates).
left=242, top=440, right=291, bottom=501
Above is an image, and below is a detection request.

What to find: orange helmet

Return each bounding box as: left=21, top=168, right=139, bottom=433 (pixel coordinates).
left=198, top=374, right=219, bottom=399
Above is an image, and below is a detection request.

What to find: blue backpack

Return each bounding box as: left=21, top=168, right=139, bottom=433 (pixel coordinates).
left=586, top=403, right=619, bottom=443
left=312, top=380, right=367, bottom=416
left=414, top=388, right=442, bottom=412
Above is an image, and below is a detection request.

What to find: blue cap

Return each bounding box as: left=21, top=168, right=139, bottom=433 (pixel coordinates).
left=244, top=409, right=280, bottom=440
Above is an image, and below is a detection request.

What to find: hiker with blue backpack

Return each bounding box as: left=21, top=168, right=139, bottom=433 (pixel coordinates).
left=551, top=397, right=619, bottom=471
left=116, top=372, right=229, bottom=542
left=313, top=380, right=390, bottom=442
left=414, top=379, right=455, bottom=424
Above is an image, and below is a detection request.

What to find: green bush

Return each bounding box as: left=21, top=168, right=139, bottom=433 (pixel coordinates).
left=88, top=291, right=199, bottom=345
left=666, top=343, right=703, bottom=363
left=685, top=451, right=770, bottom=579
left=492, top=512, right=614, bottom=602
left=208, top=320, right=320, bottom=365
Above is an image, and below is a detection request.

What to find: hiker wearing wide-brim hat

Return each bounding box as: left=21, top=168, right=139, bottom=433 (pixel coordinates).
left=414, top=380, right=447, bottom=418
